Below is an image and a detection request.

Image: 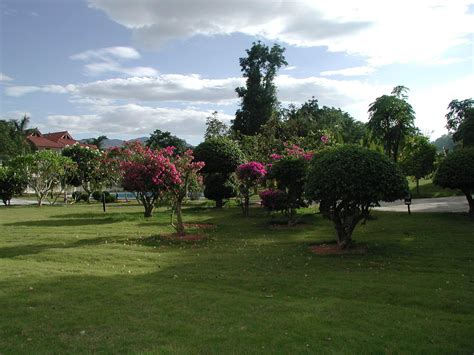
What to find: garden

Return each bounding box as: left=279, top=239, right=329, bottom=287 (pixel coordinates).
left=1, top=42, right=473, bottom=353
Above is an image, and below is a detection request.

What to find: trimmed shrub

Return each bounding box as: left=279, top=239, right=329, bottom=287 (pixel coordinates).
left=306, top=145, right=407, bottom=248
left=434, top=147, right=474, bottom=215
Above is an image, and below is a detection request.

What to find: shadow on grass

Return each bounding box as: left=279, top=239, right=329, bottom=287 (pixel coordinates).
left=4, top=217, right=123, bottom=227
left=0, top=236, right=111, bottom=258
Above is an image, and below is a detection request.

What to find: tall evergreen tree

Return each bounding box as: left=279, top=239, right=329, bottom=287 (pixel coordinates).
left=232, top=42, right=287, bottom=135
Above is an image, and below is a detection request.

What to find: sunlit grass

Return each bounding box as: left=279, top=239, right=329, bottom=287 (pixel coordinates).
left=0, top=202, right=473, bottom=353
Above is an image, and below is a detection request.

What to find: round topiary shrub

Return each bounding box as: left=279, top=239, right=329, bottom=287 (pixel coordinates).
left=194, top=137, right=244, bottom=208
left=434, top=147, right=474, bottom=215
left=203, top=173, right=237, bottom=208
left=305, top=145, right=407, bottom=248
left=194, top=137, right=244, bottom=175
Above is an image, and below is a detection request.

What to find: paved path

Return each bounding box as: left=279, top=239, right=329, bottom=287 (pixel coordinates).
left=1, top=198, right=38, bottom=206
left=377, top=195, right=470, bottom=213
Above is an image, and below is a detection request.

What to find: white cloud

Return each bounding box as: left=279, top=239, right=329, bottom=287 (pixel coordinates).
left=70, top=46, right=141, bottom=61
left=3, top=110, right=32, bottom=120
left=5, top=86, right=41, bottom=97
left=70, top=46, right=157, bottom=77
left=46, top=104, right=233, bottom=144
left=74, top=75, right=242, bottom=104
left=0, top=73, right=13, bottom=81
left=83, top=62, right=158, bottom=76
left=411, top=74, right=474, bottom=138
left=320, top=66, right=375, bottom=77
left=88, top=0, right=474, bottom=66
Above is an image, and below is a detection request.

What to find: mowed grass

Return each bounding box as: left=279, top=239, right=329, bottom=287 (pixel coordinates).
left=408, top=178, right=461, bottom=199
left=0, top=202, right=473, bottom=353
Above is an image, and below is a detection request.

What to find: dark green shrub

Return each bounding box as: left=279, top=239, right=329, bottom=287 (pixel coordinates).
left=269, top=157, right=308, bottom=224
left=72, top=191, right=89, bottom=202
left=203, top=173, right=237, bottom=208
left=194, top=137, right=244, bottom=175
left=0, top=166, right=27, bottom=206
left=434, top=147, right=474, bottom=215
left=306, top=145, right=407, bottom=248
left=92, top=190, right=117, bottom=203
left=194, top=137, right=244, bottom=208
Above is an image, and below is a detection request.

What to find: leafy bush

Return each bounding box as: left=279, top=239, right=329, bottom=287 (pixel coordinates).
left=0, top=166, right=27, bottom=205
left=194, top=137, right=244, bottom=208
left=434, top=147, right=474, bottom=215
left=268, top=157, right=308, bottom=224
left=92, top=191, right=117, bottom=203
left=194, top=137, right=244, bottom=175
left=72, top=191, right=89, bottom=202
left=203, top=173, right=237, bottom=208
left=259, top=189, right=288, bottom=212
left=236, top=162, right=267, bottom=216
left=306, top=145, right=407, bottom=248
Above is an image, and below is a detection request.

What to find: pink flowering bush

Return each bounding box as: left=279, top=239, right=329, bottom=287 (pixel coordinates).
left=259, top=189, right=288, bottom=213
left=120, top=142, right=181, bottom=217
left=236, top=161, right=266, bottom=216
left=283, top=143, right=314, bottom=161
left=167, top=149, right=205, bottom=235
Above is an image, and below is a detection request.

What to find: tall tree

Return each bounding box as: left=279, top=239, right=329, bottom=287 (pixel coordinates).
left=445, top=98, right=474, bottom=147
left=232, top=42, right=287, bottom=135
left=0, top=117, right=32, bottom=160
left=399, top=135, right=437, bottom=194
left=147, top=129, right=189, bottom=154
left=204, top=111, right=229, bottom=139
left=367, top=86, right=416, bottom=162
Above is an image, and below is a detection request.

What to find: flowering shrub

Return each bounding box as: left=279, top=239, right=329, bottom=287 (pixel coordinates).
left=283, top=143, right=314, bottom=161
left=236, top=162, right=267, bottom=181
left=167, top=149, right=205, bottom=235
left=236, top=161, right=266, bottom=216
left=120, top=142, right=181, bottom=217
left=259, top=189, right=288, bottom=212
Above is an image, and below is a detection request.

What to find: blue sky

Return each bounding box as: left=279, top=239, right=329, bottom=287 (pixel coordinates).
left=1, top=0, right=473, bottom=145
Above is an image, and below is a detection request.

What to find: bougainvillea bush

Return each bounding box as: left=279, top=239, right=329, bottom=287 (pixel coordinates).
left=236, top=161, right=266, bottom=216
left=120, top=142, right=180, bottom=218
left=259, top=189, right=288, bottom=214
left=166, top=149, right=205, bottom=235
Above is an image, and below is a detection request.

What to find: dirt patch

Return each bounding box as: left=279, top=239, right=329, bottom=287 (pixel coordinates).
left=310, top=243, right=367, bottom=255
left=183, top=223, right=215, bottom=229
left=161, top=233, right=206, bottom=241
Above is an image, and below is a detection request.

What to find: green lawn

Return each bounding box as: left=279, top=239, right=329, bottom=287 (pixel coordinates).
left=408, top=178, right=461, bottom=199
left=0, top=202, right=473, bottom=353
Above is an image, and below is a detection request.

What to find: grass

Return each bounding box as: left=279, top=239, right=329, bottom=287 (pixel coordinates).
left=0, top=202, right=473, bottom=353
left=408, top=178, right=461, bottom=199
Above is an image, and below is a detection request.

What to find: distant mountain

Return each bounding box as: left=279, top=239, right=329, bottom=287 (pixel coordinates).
left=432, top=134, right=454, bottom=152
left=81, top=137, right=148, bottom=149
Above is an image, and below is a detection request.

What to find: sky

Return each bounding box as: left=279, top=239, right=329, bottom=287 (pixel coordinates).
left=1, top=0, right=473, bottom=145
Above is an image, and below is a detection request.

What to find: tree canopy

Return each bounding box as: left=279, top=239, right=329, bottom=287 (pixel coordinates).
left=147, top=129, right=189, bottom=154
left=232, top=42, right=287, bottom=135
left=306, top=145, right=407, bottom=248
left=367, top=86, right=416, bottom=162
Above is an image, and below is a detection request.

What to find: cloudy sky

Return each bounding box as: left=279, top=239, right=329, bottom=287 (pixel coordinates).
left=1, top=0, right=473, bottom=144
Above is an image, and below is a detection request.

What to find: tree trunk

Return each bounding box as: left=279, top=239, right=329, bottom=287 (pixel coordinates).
left=334, top=223, right=353, bottom=249
left=215, top=199, right=223, bottom=209
left=416, top=179, right=420, bottom=195
left=463, top=190, right=474, bottom=216
left=175, top=203, right=185, bottom=236
left=243, top=195, right=249, bottom=217
left=144, top=203, right=154, bottom=218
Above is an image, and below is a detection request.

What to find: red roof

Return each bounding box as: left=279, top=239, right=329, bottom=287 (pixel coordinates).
left=27, top=135, right=64, bottom=148
left=27, top=130, right=97, bottom=150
